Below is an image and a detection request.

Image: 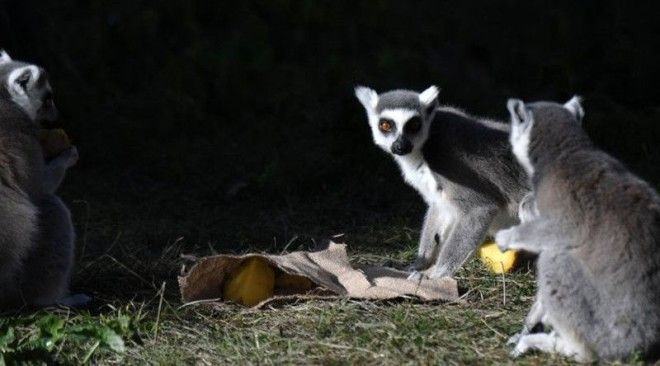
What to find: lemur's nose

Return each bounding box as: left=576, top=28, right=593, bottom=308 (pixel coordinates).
left=391, top=137, right=412, bottom=155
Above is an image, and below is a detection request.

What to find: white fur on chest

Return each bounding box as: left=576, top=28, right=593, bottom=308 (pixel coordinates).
left=394, top=154, right=441, bottom=205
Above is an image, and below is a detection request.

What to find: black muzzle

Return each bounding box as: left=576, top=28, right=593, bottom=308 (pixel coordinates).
left=391, top=137, right=412, bottom=155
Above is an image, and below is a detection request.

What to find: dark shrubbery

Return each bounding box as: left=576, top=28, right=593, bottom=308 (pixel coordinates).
left=1, top=1, right=658, bottom=245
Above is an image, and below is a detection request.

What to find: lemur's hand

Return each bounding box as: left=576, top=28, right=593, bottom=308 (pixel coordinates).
left=52, top=146, right=79, bottom=168
left=42, top=146, right=78, bottom=194
left=495, top=227, right=516, bottom=251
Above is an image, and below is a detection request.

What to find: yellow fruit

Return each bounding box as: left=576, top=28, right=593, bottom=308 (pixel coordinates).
left=223, top=257, right=275, bottom=306
left=478, top=240, right=520, bottom=273
left=275, top=272, right=314, bottom=291
left=38, top=128, right=71, bottom=159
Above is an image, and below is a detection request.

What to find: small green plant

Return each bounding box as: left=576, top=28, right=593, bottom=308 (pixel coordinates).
left=0, top=307, right=142, bottom=365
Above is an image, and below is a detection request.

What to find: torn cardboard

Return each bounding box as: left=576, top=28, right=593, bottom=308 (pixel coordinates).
left=178, top=241, right=459, bottom=308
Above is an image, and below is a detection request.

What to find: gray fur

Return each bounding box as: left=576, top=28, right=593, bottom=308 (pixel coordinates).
left=497, top=99, right=660, bottom=362
left=0, top=51, right=77, bottom=309
left=20, top=195, right=75, bottom=305
left=376, top=90, right=422, bottom=113
left=0, top=98, right=45, bottom=308
left=420, top=108, right=530, bottom=277
left=355, top=86, right=530, bottom=279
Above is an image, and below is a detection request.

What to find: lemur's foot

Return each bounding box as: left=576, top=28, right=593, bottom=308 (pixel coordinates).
left=510, top=334, right=534, bottom=358
left=382, top=259, right=409, bottom=270
left=406, top=257, right=433, bottom=273
left=427, top=264, right=452, bottom=280
left=58, top=293, right=91, bottom=308
left=507, top=333, right=523, bottom=346
left=428, top=271, right=449, bottom=280
left=407, top=271, right=427, bottom=281
left=408, top=268, right=452, bottom=281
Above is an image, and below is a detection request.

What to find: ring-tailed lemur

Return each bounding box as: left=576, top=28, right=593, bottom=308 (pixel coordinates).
left=355, top=86, right=530, bottom=279
left=0, top=50, right=58, bottom=122
left=0, top=50, right=82, bottom=308
left=496, top=97, right=660, bottom=362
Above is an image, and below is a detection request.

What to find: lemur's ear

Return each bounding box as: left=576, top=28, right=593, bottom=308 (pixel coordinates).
left=0, top=50, right=12, bottom=64
left=8, top=65, right=38, bottom=96
left=563, top=95, right=584, bottom=123
left=507, top=98, right=530, bottom=125
left=419, top=85, right=440, bottom=107
left=354, top=86, right=379, bottom=114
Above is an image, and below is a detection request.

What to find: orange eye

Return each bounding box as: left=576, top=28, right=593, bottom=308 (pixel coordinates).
left=379, top=120, right=392, bottom=132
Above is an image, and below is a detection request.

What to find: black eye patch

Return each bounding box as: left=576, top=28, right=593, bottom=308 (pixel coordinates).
left=16, top=70, right=31, bottom=89
left=404, top=116, right=422, bottom=134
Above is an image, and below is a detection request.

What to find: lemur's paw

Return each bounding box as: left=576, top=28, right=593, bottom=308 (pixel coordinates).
left=55, top=146, right=79, bottom=168
left=495, top=228, right=515, bottom=251
left=407, top=271, right=426, bottom=281
left=406, top=258, right=431, bottom=272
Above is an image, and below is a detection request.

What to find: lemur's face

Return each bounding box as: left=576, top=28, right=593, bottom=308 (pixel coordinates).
left=507, top=96, right=584, bottom=177
left=0, top=50, right=58, bottom=124
left=355, top=86, right=439, bottom=157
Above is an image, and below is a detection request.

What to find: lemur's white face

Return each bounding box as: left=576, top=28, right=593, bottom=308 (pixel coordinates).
left=355, top=85, right=438, bottom=157
left=0, top=50, right=58, bottom=123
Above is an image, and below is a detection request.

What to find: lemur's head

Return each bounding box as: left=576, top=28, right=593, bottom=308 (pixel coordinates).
left=506, top=96, right=585, bottom=177
left=0, top=50, right=58, bottom=124
left=355, top=85, right=439, bottom=156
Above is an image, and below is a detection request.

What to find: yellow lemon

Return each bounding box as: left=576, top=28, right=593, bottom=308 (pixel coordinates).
left=275, top=272, right=314, bottom=292
left=223, top=257, right=275, bottom=306
left=478, top=240, right=520, bottom=273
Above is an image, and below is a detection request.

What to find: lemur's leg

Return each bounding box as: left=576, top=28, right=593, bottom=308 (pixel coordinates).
left=409, top=203, right=442, bottom=271
left=19, top=194, right=75, bottom=306
left=0, top=192, right=38, bottom=309
left=427, top=206, right=498, bottom=279
left=515, top=253, right=597, bottom=362
left=508, top=295, right=544, bottom=345
left=42, top=146, right=78, bottom=194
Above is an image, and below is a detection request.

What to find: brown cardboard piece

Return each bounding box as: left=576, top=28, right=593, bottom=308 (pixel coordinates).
left=178, top=242, right=459, bottom=308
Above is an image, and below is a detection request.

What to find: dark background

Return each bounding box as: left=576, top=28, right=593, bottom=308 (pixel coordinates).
left=1, top=1, right=659, bottom=257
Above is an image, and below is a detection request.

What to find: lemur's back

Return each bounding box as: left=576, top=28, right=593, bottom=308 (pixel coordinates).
left=423, top=107, right=529, bottom=208
left=538, top=147, right=660, bottom=358
left=0, top=98, right=43, bottom=308
left=0, top=98, right=44, bottom=197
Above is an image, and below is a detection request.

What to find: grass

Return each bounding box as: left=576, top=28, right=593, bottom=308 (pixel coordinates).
left=0, top=169, right=651, bottom=365
left=3, top=256, right=547, bottom=365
